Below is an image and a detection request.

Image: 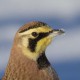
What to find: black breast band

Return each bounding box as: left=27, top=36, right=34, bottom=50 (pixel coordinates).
left=37, top=52, right=50, bottom=69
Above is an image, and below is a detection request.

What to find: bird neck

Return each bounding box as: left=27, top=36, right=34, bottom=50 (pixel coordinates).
left=2, top=46, right=51, bottom=80
left=2, top=46, right=59, bottom=80
left=2, top=46, right=37, bottom=80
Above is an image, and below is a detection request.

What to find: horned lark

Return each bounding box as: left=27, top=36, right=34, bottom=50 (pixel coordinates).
left=2, top=21, right=64, bottom=80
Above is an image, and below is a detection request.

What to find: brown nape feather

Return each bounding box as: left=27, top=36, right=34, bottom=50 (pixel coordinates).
left=2, top=45, right=59, bottom=80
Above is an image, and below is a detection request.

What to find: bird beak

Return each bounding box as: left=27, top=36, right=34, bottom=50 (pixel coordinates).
left=50, top=29, right=65, bottom=37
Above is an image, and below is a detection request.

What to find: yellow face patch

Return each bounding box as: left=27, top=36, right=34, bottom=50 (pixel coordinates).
left=36, top=37, right=53, bottom=54
left=18, top=26, right=53, bottom=60
left=22, top=46, right=39, bottom=61
left=21, top=36, right=53, bottom=61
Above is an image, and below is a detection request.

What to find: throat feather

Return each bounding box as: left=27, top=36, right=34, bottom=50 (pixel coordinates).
left=37, top=52, right=50, bottom=69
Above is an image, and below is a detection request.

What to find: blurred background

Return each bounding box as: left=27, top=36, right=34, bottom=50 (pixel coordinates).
left=0, top=0, right=80, bottom=80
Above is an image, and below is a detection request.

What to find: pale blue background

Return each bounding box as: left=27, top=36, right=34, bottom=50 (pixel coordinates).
left=0, top=0, right=80, bottom=80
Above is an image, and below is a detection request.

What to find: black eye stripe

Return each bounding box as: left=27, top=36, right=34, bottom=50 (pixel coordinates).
left=36, top=33, right=49, bottom=41
left=49, top=30, right=53, bottom=33
left=28, top=30, right=53, bottom=52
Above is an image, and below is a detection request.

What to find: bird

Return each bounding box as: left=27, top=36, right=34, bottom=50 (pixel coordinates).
left=2, top=21, right=64, bottom=80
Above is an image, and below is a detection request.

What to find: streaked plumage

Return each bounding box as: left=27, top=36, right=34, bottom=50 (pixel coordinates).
left=2, top=21, right=64, bottom=80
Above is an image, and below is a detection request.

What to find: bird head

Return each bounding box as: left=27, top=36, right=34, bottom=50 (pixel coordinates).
left=14, top=21, right=64, bottom=61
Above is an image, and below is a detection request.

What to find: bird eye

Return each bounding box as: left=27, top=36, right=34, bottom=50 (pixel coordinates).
left=32, top=32, right=38, bottom=37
